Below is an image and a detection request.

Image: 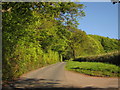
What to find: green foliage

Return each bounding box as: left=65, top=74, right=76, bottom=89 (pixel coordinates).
left=2, top=2, right=119, bottom=81
left=73, top=51, right=120, bottom=66
left=77, top=35, right=104, bottom=56
left=66, top=29, right=106, bottom=59
left=89, top=35, right=119, bottom=53
left=67, top=28, right=87, bottom=59
left=84, top=36, right=104, bottom=54
left=2, top=2, right=85, bottom=81
left=2, top=34, right=60, bottom=80
left=66, top=61, right=120, bottom=77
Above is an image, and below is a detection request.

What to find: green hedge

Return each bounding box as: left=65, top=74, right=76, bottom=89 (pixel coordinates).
left=2, top=40, right=61, bottom=81
left=73, top=51, right=119, bottom=66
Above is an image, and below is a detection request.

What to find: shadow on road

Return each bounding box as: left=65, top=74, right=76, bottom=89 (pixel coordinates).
left=2, top=87, right=118, bottom=90
left=2, top=78, right=119, bottom=90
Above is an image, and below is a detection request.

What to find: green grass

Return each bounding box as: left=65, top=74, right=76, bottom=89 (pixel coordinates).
left=65, top=61, right=120, bottom=77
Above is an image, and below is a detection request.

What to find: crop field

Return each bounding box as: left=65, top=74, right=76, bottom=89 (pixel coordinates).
left=65, top=61, right=120, bottom=77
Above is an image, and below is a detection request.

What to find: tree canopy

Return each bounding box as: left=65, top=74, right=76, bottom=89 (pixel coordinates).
left=2, top=2, right=119, bottom=81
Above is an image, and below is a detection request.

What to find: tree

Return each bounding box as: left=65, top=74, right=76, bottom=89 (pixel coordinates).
left=2, top=2, right=86, bottom=80
left=68, top=28, right=87, bottom=59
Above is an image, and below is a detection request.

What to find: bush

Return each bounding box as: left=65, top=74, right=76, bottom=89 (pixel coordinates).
left=73, top=51, right=120, bottom=66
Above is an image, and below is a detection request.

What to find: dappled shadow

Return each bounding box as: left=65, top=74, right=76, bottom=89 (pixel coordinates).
left=11, top=78, right=61, bottom=88
left=2, top=86, right=119, bottom=90
left=2, top=78, right=119, bottom=90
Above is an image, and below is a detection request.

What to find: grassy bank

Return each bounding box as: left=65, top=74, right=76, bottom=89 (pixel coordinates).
left=65, top=61, right=120, bottom=77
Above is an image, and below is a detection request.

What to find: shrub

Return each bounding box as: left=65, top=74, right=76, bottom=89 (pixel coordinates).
left=73, top=51, right=120, bottom=66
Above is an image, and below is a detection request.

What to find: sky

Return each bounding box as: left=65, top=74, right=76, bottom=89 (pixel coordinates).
left=77, top=2, right=118, bottom=39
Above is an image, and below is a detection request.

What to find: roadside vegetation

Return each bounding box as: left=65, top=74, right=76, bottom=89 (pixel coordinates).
left=65, top=61, right=120, bottom=77
left=66, top=51, right=120, bottom=77
left=73, top=51, right=120, bottom=66
left=2, top=2, right=119, bottom=81
left=2, top=2, right=86, bottom=81
left=89, top=35, right=119, bottom=53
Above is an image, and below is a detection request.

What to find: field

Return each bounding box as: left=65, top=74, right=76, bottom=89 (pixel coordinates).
left=65, top=61, right=120, bottom=77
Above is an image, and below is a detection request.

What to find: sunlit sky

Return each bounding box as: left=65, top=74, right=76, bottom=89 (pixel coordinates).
left=77, top=2, right=118, bottom=39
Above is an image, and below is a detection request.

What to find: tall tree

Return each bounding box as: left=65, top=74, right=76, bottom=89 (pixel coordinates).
left=68, top=27, right=87, bottom=59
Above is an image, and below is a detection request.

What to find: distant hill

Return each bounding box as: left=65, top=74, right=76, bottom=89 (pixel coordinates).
left=88, top=34, right=119, bottom=53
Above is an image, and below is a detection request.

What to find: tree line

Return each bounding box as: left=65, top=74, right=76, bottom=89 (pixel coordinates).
left=2, top=2, right=119, bottom=81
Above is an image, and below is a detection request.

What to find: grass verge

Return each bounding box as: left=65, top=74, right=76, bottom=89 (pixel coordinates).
left=65, top=61, right=120, bottom=77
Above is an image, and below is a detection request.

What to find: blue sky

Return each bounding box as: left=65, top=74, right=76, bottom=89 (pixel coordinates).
left=77, top=2, right=118, bottom=39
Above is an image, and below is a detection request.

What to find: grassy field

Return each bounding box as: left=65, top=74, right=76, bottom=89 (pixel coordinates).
left=65, top=61, right=120, bottom=77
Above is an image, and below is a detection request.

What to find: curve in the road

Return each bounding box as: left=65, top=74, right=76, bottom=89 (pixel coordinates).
left=10, top=62, right=118, bottom=89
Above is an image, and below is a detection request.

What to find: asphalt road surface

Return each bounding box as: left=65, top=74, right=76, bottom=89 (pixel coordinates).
left=7, top=62, right=119, bottom=90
